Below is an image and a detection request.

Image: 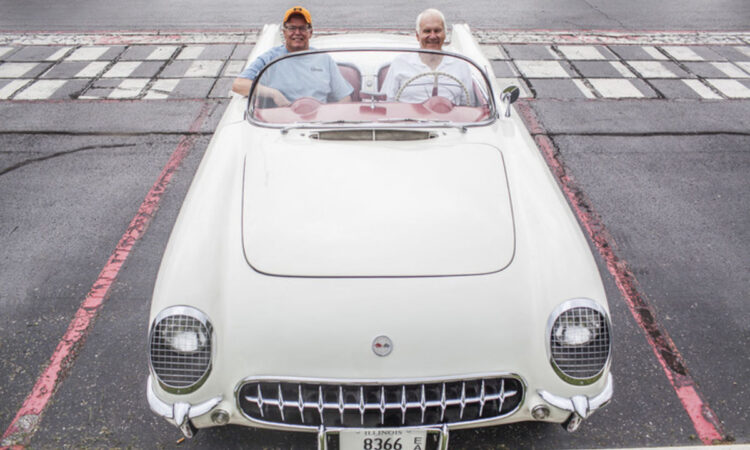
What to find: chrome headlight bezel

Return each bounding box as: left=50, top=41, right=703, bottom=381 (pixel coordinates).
left=148, top=306, right=214, bottom=394
left=546, top=299, right=612, bottom=386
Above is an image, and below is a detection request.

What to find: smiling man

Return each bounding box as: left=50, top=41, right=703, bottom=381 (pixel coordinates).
left=231, top=6, right=352, bottom=104
left=381, top=8, right=475, bottom=105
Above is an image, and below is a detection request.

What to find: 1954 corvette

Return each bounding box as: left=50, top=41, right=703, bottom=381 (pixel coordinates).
left=147, top=24, right=613, bottom=450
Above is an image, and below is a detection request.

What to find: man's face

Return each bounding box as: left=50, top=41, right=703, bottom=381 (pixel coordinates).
left=416, top=14, right=445, bottom=50
left=283, top=15, right=311, bottom=52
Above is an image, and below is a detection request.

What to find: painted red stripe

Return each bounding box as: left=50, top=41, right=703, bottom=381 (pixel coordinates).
left=516, top=101, right=724, bottom=444
left=0, top=102, right=214, bottom=449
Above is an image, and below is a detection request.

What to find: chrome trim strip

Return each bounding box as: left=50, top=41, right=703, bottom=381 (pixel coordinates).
left=538, top=373, right=613, bottom=420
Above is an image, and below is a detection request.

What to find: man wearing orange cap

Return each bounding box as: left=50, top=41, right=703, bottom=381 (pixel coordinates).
left=231, top=6, right=352, bottom=104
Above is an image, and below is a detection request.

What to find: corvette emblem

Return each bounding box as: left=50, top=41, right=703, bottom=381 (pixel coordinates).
left=372, top=335, right=393, bottom=357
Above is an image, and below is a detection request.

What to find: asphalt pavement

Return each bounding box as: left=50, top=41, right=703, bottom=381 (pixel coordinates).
left=0, top=27, right=748, bottom=449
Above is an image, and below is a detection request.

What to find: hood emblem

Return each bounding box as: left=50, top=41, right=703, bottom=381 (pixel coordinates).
left=372, top=335, right=393, bottom=357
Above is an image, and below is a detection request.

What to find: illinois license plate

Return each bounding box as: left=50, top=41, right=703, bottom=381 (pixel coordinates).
left=339, top=428, right=428, bottom=450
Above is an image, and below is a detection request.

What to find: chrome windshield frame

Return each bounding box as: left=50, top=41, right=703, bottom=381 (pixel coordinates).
left=244, top=47, right=498, bottom=130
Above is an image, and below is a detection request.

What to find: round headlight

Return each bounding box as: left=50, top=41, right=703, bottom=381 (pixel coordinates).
left=547, top=299, right=611, bottom=385
left=149, top=306, right=213, bottom=393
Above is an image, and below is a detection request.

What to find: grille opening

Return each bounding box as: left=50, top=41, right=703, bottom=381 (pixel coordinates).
left=311, top=130, right=438, bottom=141
left=238, top=377, right=523, bottom=429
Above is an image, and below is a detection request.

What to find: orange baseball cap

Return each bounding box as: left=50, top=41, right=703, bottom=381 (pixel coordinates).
left=283, top=6, right=312, bottom=24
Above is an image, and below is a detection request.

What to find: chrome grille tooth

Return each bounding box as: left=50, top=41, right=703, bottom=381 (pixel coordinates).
left=359, top=386, right=365, bottom=425
left=318, top=385, right=325, bottom=424
left=401, top=385, right=407, bottom=424
left=440, top=383, right=447, bottom=422
left=478, top=379, right=486, bottom=416
left=459, top=381, right=466, bottom=420
left=497, top=379, right=505, bottom=412
left=257, top=383, right=264, bottom=418
left=338, top=386, right=345, bottom=424
left=298, top=385, right=305, bottom=424
left=420, top=384, right=426, bottom=424
left=379, top=386, right=386, bottom=425
left=277, top=383, right=285, bottom=421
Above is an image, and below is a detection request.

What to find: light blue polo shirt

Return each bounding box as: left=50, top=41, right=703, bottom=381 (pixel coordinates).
left=239, top=46, right=353, bottom=103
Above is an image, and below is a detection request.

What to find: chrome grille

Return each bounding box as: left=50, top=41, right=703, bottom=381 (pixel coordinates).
left=149, top=310, right=212, bottom=392
left=237, top=377, right=523, bottom=428
left=550, top=306, right=611, bottom=380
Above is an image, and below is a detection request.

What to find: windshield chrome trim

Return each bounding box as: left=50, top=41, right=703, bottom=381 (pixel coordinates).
left=245, top=47, right=497, bottom=130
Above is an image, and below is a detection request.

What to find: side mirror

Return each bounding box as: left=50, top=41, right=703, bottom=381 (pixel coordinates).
left=501, top=85, right=520, bottom=118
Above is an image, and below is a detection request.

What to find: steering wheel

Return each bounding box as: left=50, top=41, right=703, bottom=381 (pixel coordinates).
left=289, top=97, right=322, bottom=115
left=395, top=71, right=470, bottom=104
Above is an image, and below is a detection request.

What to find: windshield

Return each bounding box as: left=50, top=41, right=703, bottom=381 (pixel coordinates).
left=247, top=48, right=495, bottom=128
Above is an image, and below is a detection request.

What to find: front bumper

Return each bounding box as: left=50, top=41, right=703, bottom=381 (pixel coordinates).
left=147, top=373, right=613, bottom=442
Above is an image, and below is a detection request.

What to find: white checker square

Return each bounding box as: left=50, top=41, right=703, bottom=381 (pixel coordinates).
left=0, top=63, right=38, bottom=78
left=628, top=61, right=677, bottom=78
left=557, top=45, right=605, bottom=60
left=706, top=79, right=750, bottom=98
left=710, top=62, right=749, bottom=78
left=588, top=78, right=643, bottom=98
left=108, top=78, right=149, bottom=99
left=66, top=47, right=110, bottom=61
left=14, top=80, right=67, bottom=100
left=515, top=60, right=570, bottom=78
left=662, top=46, right=703, bottom=61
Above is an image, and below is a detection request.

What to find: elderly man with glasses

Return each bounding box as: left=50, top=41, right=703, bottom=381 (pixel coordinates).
left=231, top=6, right=352, bottom=105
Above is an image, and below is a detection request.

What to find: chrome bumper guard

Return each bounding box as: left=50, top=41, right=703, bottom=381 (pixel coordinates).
left=538, top=374, right=613, bottom=431
left=146, top=375, right=222, bottom=438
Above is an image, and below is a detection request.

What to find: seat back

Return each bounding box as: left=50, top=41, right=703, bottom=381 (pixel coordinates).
left=337, top=63, right=361, bottom=102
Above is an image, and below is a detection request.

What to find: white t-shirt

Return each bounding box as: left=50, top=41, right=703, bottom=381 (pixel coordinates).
left=381, top=53, right=475, bottom=105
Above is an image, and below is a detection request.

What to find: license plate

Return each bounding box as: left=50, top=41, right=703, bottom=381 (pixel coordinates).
left=339, top=428, right=428, bottom=450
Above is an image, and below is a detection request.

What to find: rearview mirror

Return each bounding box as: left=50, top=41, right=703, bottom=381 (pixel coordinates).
left=501, top=85, right=520, bottom=118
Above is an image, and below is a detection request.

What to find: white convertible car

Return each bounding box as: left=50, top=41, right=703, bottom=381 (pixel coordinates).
left=147, top=24, right=613, bottom=450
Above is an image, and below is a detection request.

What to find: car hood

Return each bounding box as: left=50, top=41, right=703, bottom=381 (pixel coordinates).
left=242, top=138, right=515, bottom=277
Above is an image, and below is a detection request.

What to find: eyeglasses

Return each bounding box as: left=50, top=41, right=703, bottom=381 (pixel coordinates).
left=283, top=25, right=311, bottom=32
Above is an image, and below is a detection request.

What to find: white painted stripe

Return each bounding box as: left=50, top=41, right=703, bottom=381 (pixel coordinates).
left=628, top=61, right=677, bottom=78
left=682, top=79, right=722, bottom=99
left=0, top=79, right=31, bottom=99
left=515, top=60, right=569, bottom=78
left=495, top=78, right=531, bottom=98
left=736, top=62, right=750, bottom=75
left=108, top=78, right=149, bottom=98
left=610, top=61, right=636, bottom=78
left=0, top=47, right=14, bottom=58
left=75, top=61, right=109, bottom=78
left=177, top=45, right=205, bottom=60
left=102, top=61, right=141, bottom=78
left=14, top=80, right=67, bottom=100
left=46, top=47, right=72, bottom=61
left=223, top=60, right=246, bottom=77
left=66, top=46, right=110, bottom=61
left=480, top=44, right=506, bottom=60
left=144, top=78, right=180, bottom=99
left=710, top=62, right=749, bottom=78
left=147, top=46, right=178, bottom=60
left=572, top=79, right=596, bottom=98
left=185, top=60, right=223, bottom=77
left=706, top=78, right=750, bottom=98
left=558, top=45, right=605, bottom=60
left=545, top=45, right=561, bottom=60
left=734, top=46, right=750, bottom=58
left=662, top=46, right=703, bottom=61
left=642, top=46, right=668, bottom=60
left=0, top=62, right=38, bottom=78
left=588, top=78, right=643, bottom=98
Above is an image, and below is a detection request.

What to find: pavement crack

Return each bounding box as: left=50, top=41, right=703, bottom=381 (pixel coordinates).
left=0, top=143, right=136, bottom=177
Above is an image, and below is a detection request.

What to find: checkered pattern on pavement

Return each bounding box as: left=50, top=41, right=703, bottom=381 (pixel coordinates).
left=1, top=32, right=749, bottom=101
